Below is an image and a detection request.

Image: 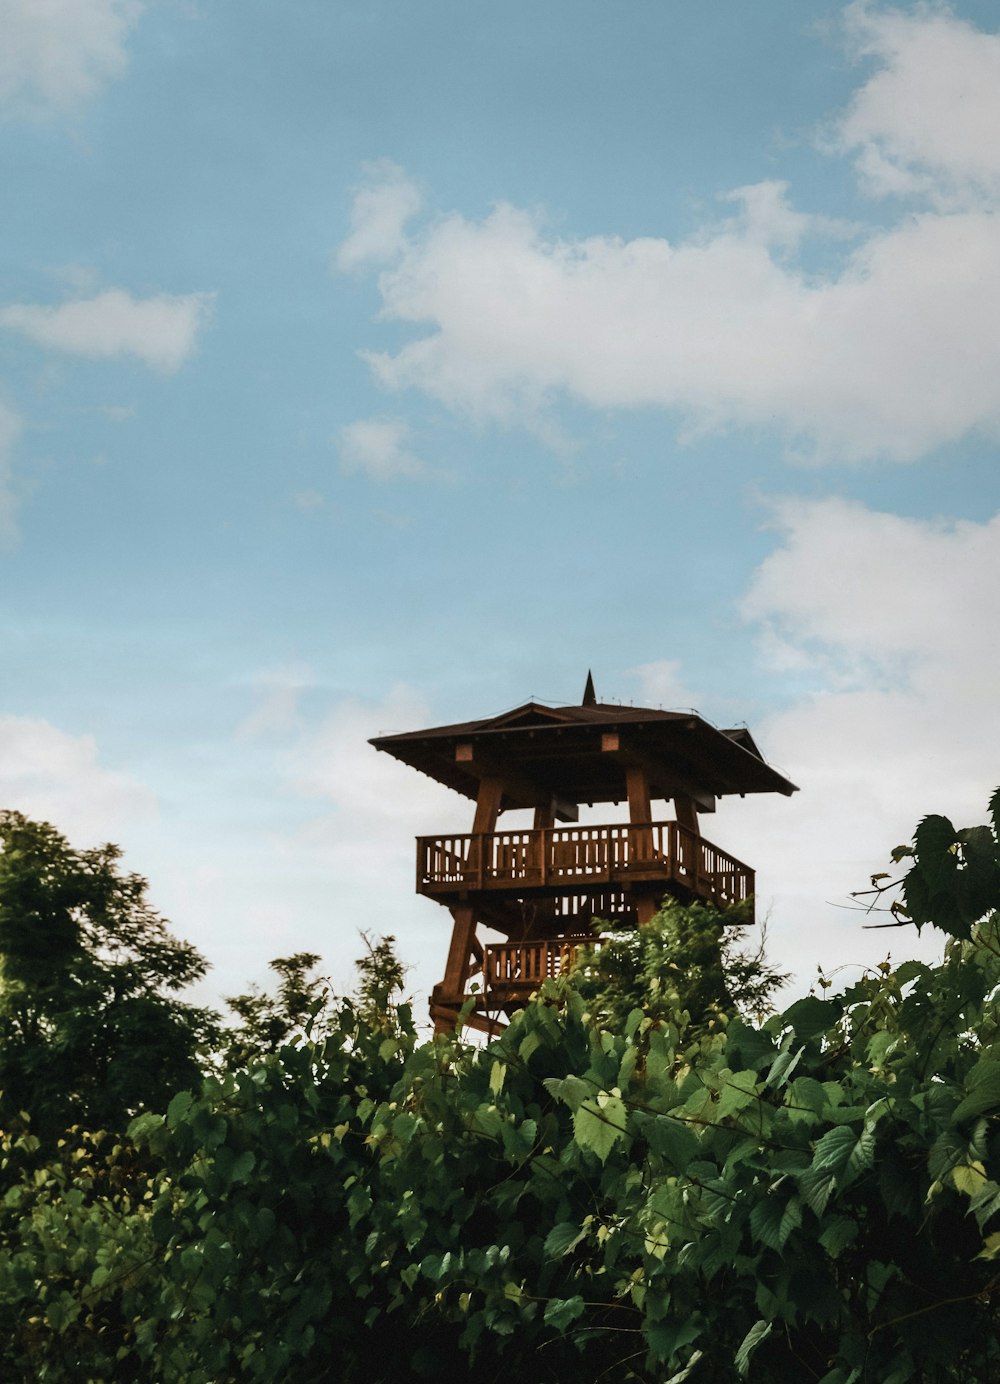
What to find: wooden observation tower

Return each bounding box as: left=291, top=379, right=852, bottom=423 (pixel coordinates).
left=371, top=675, right=797, bottom=1033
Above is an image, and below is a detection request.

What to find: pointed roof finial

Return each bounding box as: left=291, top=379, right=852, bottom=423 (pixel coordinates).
left=582, top=670, right=596, bottom=707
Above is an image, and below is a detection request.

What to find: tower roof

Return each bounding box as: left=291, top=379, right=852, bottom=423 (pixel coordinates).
left=370, top=691, right=797, bottom=812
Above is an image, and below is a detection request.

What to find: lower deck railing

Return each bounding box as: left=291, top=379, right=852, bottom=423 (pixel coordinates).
left=481, top=935, right=595, bottom=991
left=417, top=820, right=752, bottom=911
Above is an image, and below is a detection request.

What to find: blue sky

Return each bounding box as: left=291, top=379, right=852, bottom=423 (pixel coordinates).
left=3, top=0, right=1000, bottom=1015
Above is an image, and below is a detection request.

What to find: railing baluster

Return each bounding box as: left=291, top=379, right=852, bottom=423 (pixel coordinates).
left=418, top=822, right=754, bottom=917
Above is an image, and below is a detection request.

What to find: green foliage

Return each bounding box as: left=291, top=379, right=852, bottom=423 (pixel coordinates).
left=571, top=897, right=787, bottom=1032
left=224, top=951, right=331, bottom=1061
left=224, top=934, right=407, bottom=1064
left=878, top=785, right=1000, bottom=939
left=0, top=811, right=216, bottom=1139
left=4, top=796, right=1000, bottom=1381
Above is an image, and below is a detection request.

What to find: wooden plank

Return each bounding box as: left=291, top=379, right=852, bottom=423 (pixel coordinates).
left=472, top=776, right=504, bottom=834
left=625, top=765, right=652, bottom=823
left=440, top=904, right=478, bottom=995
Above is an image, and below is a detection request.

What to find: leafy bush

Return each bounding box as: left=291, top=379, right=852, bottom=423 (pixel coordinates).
left=4, top=794, right=1000, bottom=1381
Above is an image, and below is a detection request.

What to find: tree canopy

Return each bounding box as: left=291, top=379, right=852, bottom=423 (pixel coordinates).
left=3, top=794, right=1000, bottom=1381
left=0, top=810, right=216, bottom=1138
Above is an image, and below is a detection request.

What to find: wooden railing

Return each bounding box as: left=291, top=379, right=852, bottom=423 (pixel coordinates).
left=482, top=936, right=596, bottom=991
left=417, top=821, right=753, bottom=910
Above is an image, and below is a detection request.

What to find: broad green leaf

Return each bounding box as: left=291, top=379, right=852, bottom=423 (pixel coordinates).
left=767, top=1044, right=804, bottom=1089
left=543, top=1073, right=592, bottom=1112
left=967, top=1178, right=1000, bottom=1231
left=167, top=1090, right=194, bottom=1126
left=573, top=1093, right=627, bottom=1163
left=782, top=997, right=837, bottom=1042
left=735, top=1320, right=772, bottom=1376
left=646, top=1319, right=701, bottom=1361
left=951, top=1160, right=987, bottom=1197
left=726, top=1018, right=778, bottom=1071
left=912, top=814, right=959, bottom=887
left=543, top=1221, right=585, bottom=1258
left=811, top=1125, right=874, bottom=1185
left=989, top=785, right=1000, bottom=841
left=45, top=1291, right=81, bottom=1333
left=799, top=1164, right=838, bottom=1217
left=818, top=1215, right=858, bottom=1258
left=231, top=1149, right=255, bottom=1184
left=750, top=1193, right=802, bottom=1251
left=928, top=1128, right=965, bottom=1181
left=787, top=1076, right=827, bottom=1117
left=954, top=1061, right=1000, bottom=1123
left=489, top=1060, right=506, bottom=1097
left=543, top=1294, right=585, bottom=1330
left=717, top=1069, right=760, bottom=1119
left=664, top=1350, right=704, bottom=1383
left=644, top=1113, right=699, bottom=1169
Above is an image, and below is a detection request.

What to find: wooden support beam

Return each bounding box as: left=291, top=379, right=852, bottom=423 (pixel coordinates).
left=603, top=736, right=716, bottom=814
left=455, top=746, right=578, bottom=821
left=625, top=764, right=652, bottom=824
left=472, top=776, right=504, bottom=835
left=635, top=895, right=660, bottom=926
left=440, top=904, right=479, bottom=995
left=673, top=793, right=699, bottom=833
left=431, top=1002, right=506, bottom=1038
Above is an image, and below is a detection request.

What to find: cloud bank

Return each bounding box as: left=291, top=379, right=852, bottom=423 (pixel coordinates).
left=0, top=0, right=142, bottom=117
left=0, top=400, right=23, bottom=548
left=0, top=289, right=213, bottom=372
left=835, top=0, right=1000, bottom=204
left=712, top=496, right=1000, bottom=983
left=0, top=715, right=157, bottom=844
left=338, top=418, right=427, bottom=482
left=339, top=5, right=1000, bottom=463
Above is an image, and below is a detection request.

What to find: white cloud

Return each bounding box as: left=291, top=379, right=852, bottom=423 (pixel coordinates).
left=711, top=497, right=1000, bottom=988
left=286, top=684, right=460, bottom=828
left=262, top=551, right=1000, bottom=1007
left=835, top=1, right=1000, bottom=205
left=335, top=160, right=423, bottom=272
left=276, top=685, right=470, bottom=1012
left=345, top=180, right=1000, bottom=463
left=743, top=497, right=1000, bottom=677
left=0, top=289, right=213, bottom=372
left=0, top=400, right=23, bottom=548
left=338, top=417, right=428, bottom=481
left=338, top=6, right=1000, bottom=465
left=236, top=665, right=314, bottom=742
left=0, top=715, right=157, bottom=843
left=0, top=0, right=142, bottom=117
left=292, top=488, right=325, bottom=511
left=628, top=660, right=701, bottom=711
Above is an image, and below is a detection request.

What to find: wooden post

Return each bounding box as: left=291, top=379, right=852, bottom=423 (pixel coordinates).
left=625, top=765, right=658, bottom=923
left=674, top=793, right=699, bottom=833
left=625, top=764, right=652, bottom=823
left=439, top=903, right=478, bottom=1001
left=527, top=797, right=555, bottom=934
left=473, top=776, right=503, bottom=834
left=635, top=896, right=659, bottom=925
left=626, top=764, right=652, bottom=863
left=432, top=776, right=505, bottom=1028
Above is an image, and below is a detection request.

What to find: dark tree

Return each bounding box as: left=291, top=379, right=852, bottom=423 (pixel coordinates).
left=224, top=951, right=330, bottom=1060
left=0, top=810, right=216, bottom=1138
